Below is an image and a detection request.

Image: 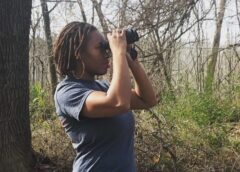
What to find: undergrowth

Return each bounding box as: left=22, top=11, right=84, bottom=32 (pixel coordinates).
left=30, top=83, right=240, bottom=172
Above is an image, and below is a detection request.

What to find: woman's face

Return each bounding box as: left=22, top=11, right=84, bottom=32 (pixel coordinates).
left=81, top=30, right=110, bottom=78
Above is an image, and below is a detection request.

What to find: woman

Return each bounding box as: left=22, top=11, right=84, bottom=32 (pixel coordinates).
left=53, top=21, right=157, bottom=172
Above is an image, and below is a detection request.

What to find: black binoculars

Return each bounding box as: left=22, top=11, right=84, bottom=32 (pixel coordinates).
left=101, top=28, right=139, bottom=60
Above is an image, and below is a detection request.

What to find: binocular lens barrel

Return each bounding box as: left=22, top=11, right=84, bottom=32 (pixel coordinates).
left=101, top=28, right=139, bottom=50
left=126, top=28, right=139, bottom=44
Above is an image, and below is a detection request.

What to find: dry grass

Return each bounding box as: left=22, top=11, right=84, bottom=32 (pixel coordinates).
left=31, top=112, right=240, bottom=172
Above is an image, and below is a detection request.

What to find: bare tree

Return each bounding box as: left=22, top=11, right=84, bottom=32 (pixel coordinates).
left=132, top=0, right=201, bottom=99
left=118, top=0, right=128, bottom=27
left=30, top=10, right=42, bottom=85
left=77, top=0, right=87, bottom=22
left=91, top=0, right=109, bottom=33
left=235, top=0, right=240, bottom=29
left=205, top=0, right=227, bottom=93
left=40, top=0, right=58, bottom=97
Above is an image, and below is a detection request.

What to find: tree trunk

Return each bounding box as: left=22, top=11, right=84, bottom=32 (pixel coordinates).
left=119, top=0, right=128, bottom=27
left=77, top=0, right=87, bottom=22
left=204, top=0, right=227, bottom=93
left=0, top=0, right=33, bottom=171
left=153, top=29, right=175, bottom=100
left=91, top=0, right=109, bottom=33
left=40, top=0, right=57, bottom=98
left=30, top=12, right=42, bottom=86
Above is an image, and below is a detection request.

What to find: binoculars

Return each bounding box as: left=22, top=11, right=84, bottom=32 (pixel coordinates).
left=101, top=28, right=139, bottom=60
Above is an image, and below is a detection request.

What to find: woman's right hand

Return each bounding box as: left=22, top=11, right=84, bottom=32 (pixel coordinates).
left=107, top=29, right=127, bottom=56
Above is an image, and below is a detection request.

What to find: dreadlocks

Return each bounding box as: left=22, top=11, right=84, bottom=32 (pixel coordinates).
left=53, top=22, right=97, bottom=76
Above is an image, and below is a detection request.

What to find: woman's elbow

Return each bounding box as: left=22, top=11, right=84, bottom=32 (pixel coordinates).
left=118, top=103, right=131, bottom=113
left=147, top=97, right=158, bottom=108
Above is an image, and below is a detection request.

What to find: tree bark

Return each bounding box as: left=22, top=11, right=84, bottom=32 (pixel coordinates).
left=0, top=0, right=33, bottom=171
left=40, top=0, right=57, bottom=98
left=204, top=0, right=227, bottom=93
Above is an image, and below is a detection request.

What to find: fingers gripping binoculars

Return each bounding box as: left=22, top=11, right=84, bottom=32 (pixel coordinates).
left=101, top=28, right=139, bottom=60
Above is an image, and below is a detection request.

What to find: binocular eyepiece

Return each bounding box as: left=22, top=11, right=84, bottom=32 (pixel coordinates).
left=100, top=28, right=139, bottom=50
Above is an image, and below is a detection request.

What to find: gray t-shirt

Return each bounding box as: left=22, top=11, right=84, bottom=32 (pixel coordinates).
left=54, top=75, right=136, bottom=172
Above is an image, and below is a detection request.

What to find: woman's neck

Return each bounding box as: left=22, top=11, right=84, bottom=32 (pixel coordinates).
left=72, top=70, right=95, bottom=81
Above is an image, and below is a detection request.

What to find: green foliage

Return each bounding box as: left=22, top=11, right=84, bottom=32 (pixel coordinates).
left=30, top=83, right=240, bottom=171
left=135, top=88, right=240, bottom=171
left=30, top=82, right=47, bottom=109
left=161, top=89, right=240, bottom=126
left=30, top=83, right=55, bottom=122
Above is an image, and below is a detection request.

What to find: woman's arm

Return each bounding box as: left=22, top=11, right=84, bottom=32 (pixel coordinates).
left=81, top=29, right=132, bottom=118
left=128, top=56, right=157, bottom=110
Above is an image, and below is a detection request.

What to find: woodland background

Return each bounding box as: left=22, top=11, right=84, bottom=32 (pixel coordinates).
left=1, top=0, right=240, bottom=171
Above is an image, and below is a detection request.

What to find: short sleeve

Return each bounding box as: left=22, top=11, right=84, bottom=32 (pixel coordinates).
left=55, top=85, right=94, bottom=120
left=96, top=80, right=109, bottom=92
